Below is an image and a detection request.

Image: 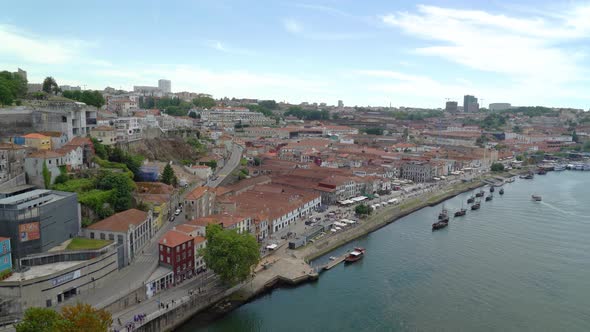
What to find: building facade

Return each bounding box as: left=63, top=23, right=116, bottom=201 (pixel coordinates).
left=0, top=190, right=80, bottom=267
left=400, top=161, right=435, bottom=183
left=158, top=79, right=171, bottom=94
left=463, top=95, right=479, bottom=113
left=84, top=209, right=153, bottom=268
left=0, top=237, right=11, bottom=274
left=158, top=230, right=194, bottom=283
left=184, top=186, right=215, bottom=220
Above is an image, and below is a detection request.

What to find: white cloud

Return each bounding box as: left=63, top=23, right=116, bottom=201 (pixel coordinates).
left=381, top=4, right=590, bottom=84
left=0, top=24, right=89, bottom=64
left=205, top=40, right=256, bottom=56
left=283, top=18, right=303, bottom=34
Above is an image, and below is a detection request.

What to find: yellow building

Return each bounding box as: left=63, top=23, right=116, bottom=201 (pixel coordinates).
left=90, top=126, right=117, bottom=146
left=23, top=133, right=51, bottom=150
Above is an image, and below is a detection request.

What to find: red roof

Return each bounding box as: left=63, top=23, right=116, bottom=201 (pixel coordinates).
left=159, top=229, right=193, bottom=248
left=86, top=209, right=148, bottom=232
left=185, top=186, right=211, bottom=200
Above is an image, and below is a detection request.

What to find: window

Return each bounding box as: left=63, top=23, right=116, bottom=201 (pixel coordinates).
left=100, top=233, right=105, bottom=240
left=108, top=234, right=114, bottom=241
left=90, top=232, right=95, bottom=239
left=167, top=247, right=170, bottom=253
left=160, top=254, right=163, bottom=261
left=166, top=257, right=170, bottom=264
left=176, top=255, right=180, bottom=261
left=117, top=235, right=123, bottom=244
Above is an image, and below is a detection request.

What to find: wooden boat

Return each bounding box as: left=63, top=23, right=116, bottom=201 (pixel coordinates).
left=490, top=186, right=495, bottom=193
left=467, top=196, right=475, bottom=204
left=485, top=195, right=493, bottom=202
left=499, top=188, right=504, bottom=195
left=432, top=220, right=449, bottom=231
left=475, top=190, right=485, bottom=197
left=454, top=208, right=467, bottom=217
left=344, top=248, right=366, bottom=263
left=471, top=201, right=481, bottom=210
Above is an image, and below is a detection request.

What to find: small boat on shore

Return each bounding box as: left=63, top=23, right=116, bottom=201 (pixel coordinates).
left=432, top=220, right=449, bottom=231
left=537, top=168, right=547, bottom=175
left=344, top=248, right=366, bottom=263
left=532, top=195, right=542, bottom=202
left=454, top=208, right=467, bottom=217
left=499, top=188, right=504, bottom=195
left=485, top=195, right=493, bottom=202
left=521, top=172, right=534, bottom=179
left=467, top=196, right=475, bottom=204
left=506, top=177, right=515, bottom=183
left=554, top=164, right=566, bottom=171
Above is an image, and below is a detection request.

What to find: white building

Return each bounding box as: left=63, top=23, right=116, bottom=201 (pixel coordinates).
left=113, top=117, right=142, bottom=142
left=158, top=79, right=171, bottom=94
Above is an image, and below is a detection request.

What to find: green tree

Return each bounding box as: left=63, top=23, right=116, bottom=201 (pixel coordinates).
left=355, top=204, right=371, bottom=215
left=42, top=161, right=51, bottom=188
left=91, top=138, right=108, bottom=160
left=0, top=81, right=14, bottom=105
left=59, top=302, right=112, bottom=332
left=363, top=128, right=384, bottom=135
left=572, top=130, right=579, bottom=143
left=202, top=160, right=217, bottom=170
left=192, top=96, right=216, bottom=109
left=42, top=76, right=59, bottom=95
left=258, top=100, right=278, bottom=110
left=161, top=163, right=178, bottom=186
left=253, top=157, right=262, bottom=166
left=97, top=171, right=135, bottom=211
left=202, top=224, right=260, bottom=285
left=515, top=155, right=524, bottom=161
left=15, top=307, right=64, bottom=332
left=491, top=162, right=505, bottom=172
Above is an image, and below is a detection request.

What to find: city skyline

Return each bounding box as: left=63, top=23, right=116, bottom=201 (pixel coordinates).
left=2, top=1, right=590, bottom=108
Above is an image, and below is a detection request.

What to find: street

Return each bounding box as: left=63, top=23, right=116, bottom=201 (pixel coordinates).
left=208, top=144, right=243, bottom=187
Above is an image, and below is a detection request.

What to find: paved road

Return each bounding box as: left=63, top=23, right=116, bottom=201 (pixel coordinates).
left=208, top=144, right=243, bottom=187
left=63, top=144, right=243, bottom=309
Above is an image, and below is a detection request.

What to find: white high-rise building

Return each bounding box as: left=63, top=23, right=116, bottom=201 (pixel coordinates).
left=158, top=79, right=171, bottom=93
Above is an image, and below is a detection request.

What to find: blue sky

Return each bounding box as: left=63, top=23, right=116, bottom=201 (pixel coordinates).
left=2, top=0, right=590, bottom=108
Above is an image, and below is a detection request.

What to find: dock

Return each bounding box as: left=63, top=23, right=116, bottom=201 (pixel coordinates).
left=321, top=252, right=348, bottom=271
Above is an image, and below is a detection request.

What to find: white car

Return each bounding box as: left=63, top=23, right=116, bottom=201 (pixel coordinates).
left=174, top=209, right=181, bottom=216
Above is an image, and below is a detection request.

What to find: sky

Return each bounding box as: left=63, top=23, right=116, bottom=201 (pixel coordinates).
left=2, top=0, right=590, bottom=109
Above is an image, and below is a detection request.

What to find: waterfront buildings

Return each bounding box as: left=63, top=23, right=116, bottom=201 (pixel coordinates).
left=84, top=209, right=153, bottom=267
left=159, top=229, right=194, bottom=283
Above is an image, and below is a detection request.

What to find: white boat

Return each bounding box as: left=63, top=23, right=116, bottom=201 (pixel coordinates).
left=554, top=164, right=566, bottom=171
left=584, top=164, right=590, bottom=171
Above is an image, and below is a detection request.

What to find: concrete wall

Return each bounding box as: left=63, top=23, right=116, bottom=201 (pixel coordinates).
left=0, top=246, right=118, bottom=309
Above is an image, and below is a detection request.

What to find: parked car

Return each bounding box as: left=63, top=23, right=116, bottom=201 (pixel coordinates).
left=174, top=209, right=181, bottom=216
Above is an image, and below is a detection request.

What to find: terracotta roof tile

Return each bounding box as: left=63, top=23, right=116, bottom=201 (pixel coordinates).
left=86, top=209, right=148, bottom=232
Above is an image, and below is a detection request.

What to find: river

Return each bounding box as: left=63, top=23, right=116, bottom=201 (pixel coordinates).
left=179, top=171, right=590, bottom=332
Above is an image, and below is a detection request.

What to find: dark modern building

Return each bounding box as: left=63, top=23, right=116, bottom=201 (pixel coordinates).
left=463, top=95, right=479, bottom=113
left=445, top=101, right=458, bottom=112
left=0, top=190, right=80, bottom=268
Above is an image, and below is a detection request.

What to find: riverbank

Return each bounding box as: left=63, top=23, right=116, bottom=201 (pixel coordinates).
left=298, top=178, right=488, bottom=262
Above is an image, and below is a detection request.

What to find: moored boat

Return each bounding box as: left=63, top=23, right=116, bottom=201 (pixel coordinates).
left=454, top=208, right=467, bottom=217
left=532, top=195, right=542, bottom=202
left=471, top=201, right=481, bottom=210
left=432, top=220, right=449, bottom=231
left=485, top=195, right=493, bottom=202
left=499, top=188, right=504, bottom=195
left=537, top=168, right=547, bottom=175
left=554, top=164, right=566, bottom=171
left=475, top=190, right=485, bottom=198
left=344, top=248, right=366, bottom=263
left=467, top=196, right=475, bottom=204
left=438, top=206, right=448, bottom=220
left=490, top=186, right=495, bottom=193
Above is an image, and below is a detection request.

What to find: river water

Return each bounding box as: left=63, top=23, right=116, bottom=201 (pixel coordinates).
left=180, top=172, right=590, bottom=332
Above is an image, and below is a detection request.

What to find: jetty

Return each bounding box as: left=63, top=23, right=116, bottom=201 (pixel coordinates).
left=321, top=252, right=348, bottom=271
